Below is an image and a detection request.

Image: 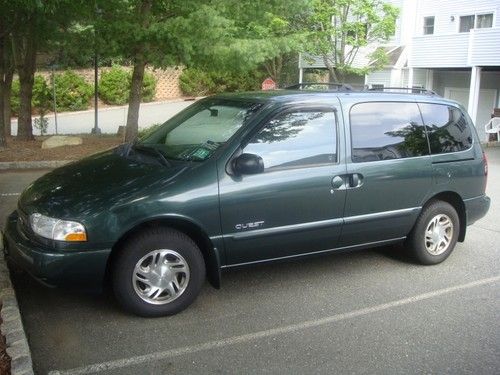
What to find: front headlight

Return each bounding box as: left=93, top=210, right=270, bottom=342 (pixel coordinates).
left=30, top=213, right=87, bottom=242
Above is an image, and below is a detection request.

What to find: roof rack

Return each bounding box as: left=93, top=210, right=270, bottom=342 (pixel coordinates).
left=285, top=82, right=354, bottom=91
left=367, top=87, right=438, bottom=95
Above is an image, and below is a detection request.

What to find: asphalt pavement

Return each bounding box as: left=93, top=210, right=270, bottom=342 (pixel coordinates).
left=0, top=148, right=499, bottom=375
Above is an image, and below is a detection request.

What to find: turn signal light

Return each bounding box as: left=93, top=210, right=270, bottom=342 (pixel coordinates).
left=64, top=232, right=87, bottom=242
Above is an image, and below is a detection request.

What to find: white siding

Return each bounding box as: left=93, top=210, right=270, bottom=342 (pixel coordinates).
left=414, top=0, right=500, bottom=36
left=469, top=28, right=500, bottom=65
left=411, top=34, right=469, bottom=67
left=366, top=70, right=392, bottom=87
left=401, top=68, right=427, bottom=87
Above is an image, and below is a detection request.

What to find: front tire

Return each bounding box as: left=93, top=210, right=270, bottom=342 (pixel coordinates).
left=406, top=200, right=459, bottom=265
left=112, top=227, right=205, bottom=317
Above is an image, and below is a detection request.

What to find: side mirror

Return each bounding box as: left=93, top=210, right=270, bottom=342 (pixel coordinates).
left=233, top=153, right=264, bottom=175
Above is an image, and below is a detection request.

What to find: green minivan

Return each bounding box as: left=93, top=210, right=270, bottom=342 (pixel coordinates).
left=3, top=89, right=490, bottom=316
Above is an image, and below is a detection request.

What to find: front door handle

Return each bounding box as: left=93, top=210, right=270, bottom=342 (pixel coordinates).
left=349, top=173, right=363, bottom=188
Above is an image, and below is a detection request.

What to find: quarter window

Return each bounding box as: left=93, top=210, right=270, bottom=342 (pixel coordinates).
left=243, top=109, right=337, bottom=170
left=418, top=103, right=472, bottom=154
left=350, top=102, right=429, bottom=162
left=423, top=16, right=434, bottom=35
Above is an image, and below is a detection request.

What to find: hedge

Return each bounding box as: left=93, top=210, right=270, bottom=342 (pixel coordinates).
left=99, top=66, right=157, bottom=105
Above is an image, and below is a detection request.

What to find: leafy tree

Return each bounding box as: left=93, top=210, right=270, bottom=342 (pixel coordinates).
left=303, top=0, right=399, bottom=82
left=5, top=0, right=90, bottom=141
left=0, top=5, right=16, bottom=148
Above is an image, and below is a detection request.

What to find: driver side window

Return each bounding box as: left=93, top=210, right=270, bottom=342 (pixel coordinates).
left=243, top=109, right=337, bottom=171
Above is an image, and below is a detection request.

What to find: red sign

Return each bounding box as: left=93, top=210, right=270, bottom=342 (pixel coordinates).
left=261, top=78, right=277, bottom=90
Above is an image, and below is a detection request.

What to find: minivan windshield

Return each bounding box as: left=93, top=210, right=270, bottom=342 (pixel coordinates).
left=138, top=98, right=262, bottom=162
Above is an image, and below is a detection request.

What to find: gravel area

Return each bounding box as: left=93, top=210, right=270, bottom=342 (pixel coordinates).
left=0, top=135, right=123, bottom=162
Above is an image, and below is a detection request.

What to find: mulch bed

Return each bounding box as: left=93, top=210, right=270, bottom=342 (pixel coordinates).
left=0, top=135, right=124, bottom=162
left=0, top=313, right=10, bottom=375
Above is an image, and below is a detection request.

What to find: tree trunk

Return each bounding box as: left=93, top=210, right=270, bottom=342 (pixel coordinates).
left=124, top=0, right=152, bottom=142
left=12, top=18, right=37, bottom=141
left=125, top=58, right=146, bottom=142
left=17, top=73, right=34, bottom=140
left=0, top=89, right=5, bottom=149
left=3, top=69, right=13, bottom=138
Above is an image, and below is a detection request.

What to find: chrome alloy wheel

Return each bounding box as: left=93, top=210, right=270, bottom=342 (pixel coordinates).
left=132, top=249, right=190, bottom=305
left=424, top=214, right=454, bottom=256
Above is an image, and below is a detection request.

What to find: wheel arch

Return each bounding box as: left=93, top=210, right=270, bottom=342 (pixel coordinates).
left=104, top=216, right=222, bottom=290
left=424, top=191, right=466, bottom=242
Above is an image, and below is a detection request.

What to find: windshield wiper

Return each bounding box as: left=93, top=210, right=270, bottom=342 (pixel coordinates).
left=132, top=144, right=172, bottom=167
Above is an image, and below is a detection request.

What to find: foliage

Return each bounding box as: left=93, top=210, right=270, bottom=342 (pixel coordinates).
left=52, top=70, right=93, bottom=112
left=303, top=0, right=399, bottom=82
left=99, top=66, right=157, bottom=105
left=10, top=75, right=51, bottom=115
left=179, top=68, right=263, bottom=96
left=99, top=66, right=130, bottom=105
left=138, top=123, right=162, bottom=139
left=33, top=116, right=49, bottom=135
left=141, top=71, right=157, bottom=102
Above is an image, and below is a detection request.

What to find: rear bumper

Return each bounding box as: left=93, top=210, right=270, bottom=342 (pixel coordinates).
left=464, top=195, right=491, bottom=226
left=2, top=211, right=111, bottom=288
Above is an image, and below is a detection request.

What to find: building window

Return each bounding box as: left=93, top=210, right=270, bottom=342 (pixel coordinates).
left=371, top=84, right=384, bottom=90
left=423, top=16, right=434, bottom=35
left=459, top=13, right=493, bottom=32
left=459, top=15, right=475, bottom=32
left=476, top=13, right=493, bottom=29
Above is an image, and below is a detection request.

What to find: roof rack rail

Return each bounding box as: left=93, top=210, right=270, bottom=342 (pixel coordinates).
left=367, top=87, right=438, bottom=95
left=285, top=82, right=354, bottom=91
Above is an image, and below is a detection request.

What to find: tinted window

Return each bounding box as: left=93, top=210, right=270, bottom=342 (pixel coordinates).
left=350, top=102, right=429, bottom=163
left=243, top=110, right=337, bottom=170
left=419, top=103, right=472, bottom=154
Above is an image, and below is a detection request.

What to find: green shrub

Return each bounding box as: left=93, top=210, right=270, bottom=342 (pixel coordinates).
left=141, top=71, right=157, bottom=102
left=99, top=66, right=157, bottom=105
left=10, top=75, right=51, bottom=116
left=99, top=66, right=130, bottom=105
left=179, top=68, right=263, bottom=96
left=179, top=68, right=215, bottom=96
left=52, top=70, right=93, bottom=111
left=138, top=123, right=162, bottom=139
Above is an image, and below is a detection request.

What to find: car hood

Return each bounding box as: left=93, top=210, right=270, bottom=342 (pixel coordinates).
left=19, top=149, right=188, bottom=219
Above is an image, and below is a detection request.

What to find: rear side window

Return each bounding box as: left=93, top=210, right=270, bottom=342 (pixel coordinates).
left=350, top=102, right=429, bottom=162
left=243, top=109, right=337, bottom=170
left=419, top=103, right=472, bottom=154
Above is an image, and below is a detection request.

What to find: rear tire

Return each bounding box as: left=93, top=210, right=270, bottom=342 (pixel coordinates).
left=112, top=227, right=205, bottom=317
left=406, top=200, right=459, bottom=265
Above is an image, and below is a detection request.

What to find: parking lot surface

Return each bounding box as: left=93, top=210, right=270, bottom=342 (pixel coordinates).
left=1, top=148, right=499, bottom=375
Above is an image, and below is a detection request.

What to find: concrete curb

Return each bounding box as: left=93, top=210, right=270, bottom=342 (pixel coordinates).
left=0, top=160, right=72, bottom=170
left=0, top=234, right=35, bottom=375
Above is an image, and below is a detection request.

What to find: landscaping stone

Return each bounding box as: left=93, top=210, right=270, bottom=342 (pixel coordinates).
left=41, top=135, right=83, bottom=149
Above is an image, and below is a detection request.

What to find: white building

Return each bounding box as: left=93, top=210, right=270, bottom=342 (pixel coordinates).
left=299, top=0, right=500, bottom=141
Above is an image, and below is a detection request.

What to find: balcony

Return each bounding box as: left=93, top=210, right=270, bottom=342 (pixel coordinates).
left=411, top=28, right=500, bottom=68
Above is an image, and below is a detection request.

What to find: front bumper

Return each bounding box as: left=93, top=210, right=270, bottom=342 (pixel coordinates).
left=2, top=211, right=111, bottom=288
left=464, top=194, right=491, bottom=226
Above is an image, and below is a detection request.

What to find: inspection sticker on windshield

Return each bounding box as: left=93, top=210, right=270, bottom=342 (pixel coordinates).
left=191, top=148, right=211, bottom=159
